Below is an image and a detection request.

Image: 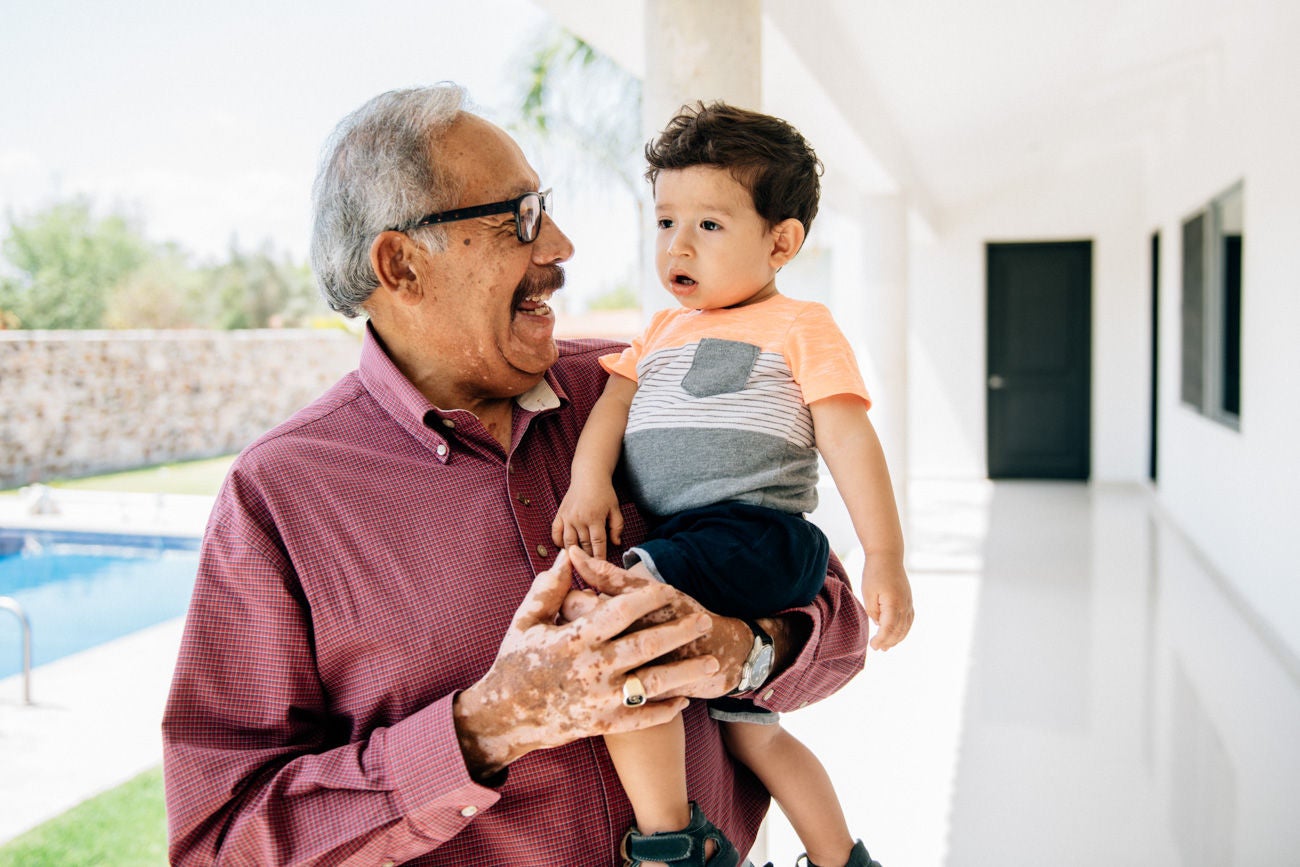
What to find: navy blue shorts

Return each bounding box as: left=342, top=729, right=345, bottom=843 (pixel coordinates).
left=624, top=501, right=829, bottom=620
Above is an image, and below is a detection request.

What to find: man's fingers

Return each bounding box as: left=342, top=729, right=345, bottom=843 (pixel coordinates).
left=605, top=611, right=713, bottom=665
left=510, top=549, right=572, bottom=630
left=560, top=588, right=599, bottom=622
left=570, top=545, right=651, bottom=594
left=576, top=580, right=681, bottom=644
left=613, top=697, right=690, bottom=731
left=632, top=655, right=722, bottom=699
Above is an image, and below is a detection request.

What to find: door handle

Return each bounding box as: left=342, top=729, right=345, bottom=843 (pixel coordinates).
left=988, top=375, right=1006, bottom=390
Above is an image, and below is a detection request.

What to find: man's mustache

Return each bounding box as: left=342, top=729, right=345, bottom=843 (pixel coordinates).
left=517, top=264, right=566, bottom=298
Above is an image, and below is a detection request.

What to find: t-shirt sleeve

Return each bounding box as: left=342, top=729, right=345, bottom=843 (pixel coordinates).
left=597, top=309, right=673, bottom=383
left=598, top=346, right=639, bottom=382
left=786, top=303, right=872, bottom=408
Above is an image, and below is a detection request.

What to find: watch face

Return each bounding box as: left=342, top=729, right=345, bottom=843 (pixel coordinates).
left=751, top=644, right=774, bottom=686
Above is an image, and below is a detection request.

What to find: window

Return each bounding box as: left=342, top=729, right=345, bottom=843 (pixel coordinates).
left=1180, top=182, right=1243, bottom=427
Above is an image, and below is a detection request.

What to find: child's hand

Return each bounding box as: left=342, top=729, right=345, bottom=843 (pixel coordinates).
left=861, top=554, right=914, bottom=651
left=551, top=479, right=624, bottom=560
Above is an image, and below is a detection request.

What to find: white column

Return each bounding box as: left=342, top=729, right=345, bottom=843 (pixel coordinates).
left=831, top=195, right=910, bottom=521
left=640, top=0, right=763, bottom=314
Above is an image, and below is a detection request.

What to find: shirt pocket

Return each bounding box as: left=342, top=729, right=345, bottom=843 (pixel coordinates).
left=681, top=338, right=760, bottom=398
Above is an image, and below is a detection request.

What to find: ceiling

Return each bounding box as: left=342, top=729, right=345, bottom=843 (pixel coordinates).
left=535, top=0, right=1239, bottom=223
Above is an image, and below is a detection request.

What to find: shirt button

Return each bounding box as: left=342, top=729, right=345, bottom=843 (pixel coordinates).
left=461, top=805, right=479, bottom=818
left=517, top=494, right=532, bottom=506
left=536, top=544, right=549, bottom=557
left=436, top=443, right=448, bottom=457
left=382, top=861, right=395, bottom=867
left=442, top=418, right=456, bottom=429
left=763, top=688, right=775, bottom=700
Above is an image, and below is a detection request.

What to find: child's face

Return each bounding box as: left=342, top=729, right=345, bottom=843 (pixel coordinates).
left=653, top=166, right=782, bottom=310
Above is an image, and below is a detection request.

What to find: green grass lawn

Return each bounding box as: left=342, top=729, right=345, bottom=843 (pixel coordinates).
left=41, top=455, right=236, bottom=496
left=0, top=767, right=166, bottom=866
left=2, top=454, right=234, bottom=498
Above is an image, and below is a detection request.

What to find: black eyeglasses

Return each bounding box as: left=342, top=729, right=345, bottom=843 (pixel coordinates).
left=395, top=189, right=552, bottom=244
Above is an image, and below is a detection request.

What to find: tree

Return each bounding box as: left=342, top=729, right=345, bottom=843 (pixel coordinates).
left=510, top=28, right=646, bottom=310
left=0, top=198, right=152, bottom=329
left=102, top=243, right=207, bottom=329
left=201, top=239, right=319, bottom=329
left=0, top=198, right=325, bottom=330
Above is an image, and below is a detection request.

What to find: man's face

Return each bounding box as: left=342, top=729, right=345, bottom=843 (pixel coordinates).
left=408, top=115, right=573, bottom=398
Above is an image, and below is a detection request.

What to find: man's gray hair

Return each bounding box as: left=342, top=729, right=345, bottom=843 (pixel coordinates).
left=310, top=85, right=468, bottom=317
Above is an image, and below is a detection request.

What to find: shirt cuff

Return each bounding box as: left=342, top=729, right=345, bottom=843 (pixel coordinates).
left=380, top=692, right=503, bottom=840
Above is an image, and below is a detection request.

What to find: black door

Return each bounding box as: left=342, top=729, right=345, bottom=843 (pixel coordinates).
left=986, top=241, right=1092, bottom=479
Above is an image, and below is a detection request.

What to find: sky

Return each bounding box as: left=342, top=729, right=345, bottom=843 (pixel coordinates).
left=0, top=0, right=639, bottom=307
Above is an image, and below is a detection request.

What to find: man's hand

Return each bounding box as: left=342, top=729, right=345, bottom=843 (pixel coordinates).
left=452, top=549, right=717, bottom=781
left=564, top=547, right=756, bottom=700
left=861, top=553, right=913, bottom=651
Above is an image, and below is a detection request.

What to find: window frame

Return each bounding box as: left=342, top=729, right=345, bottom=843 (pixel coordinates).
left=1180, top=181, right=1243, bottom=430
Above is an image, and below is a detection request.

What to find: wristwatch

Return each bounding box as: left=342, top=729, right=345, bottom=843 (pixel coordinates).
left=728, top=619, right=775, bottom=695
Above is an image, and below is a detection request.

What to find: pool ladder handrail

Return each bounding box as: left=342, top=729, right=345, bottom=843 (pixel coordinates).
left=0, top=595, right=33, bottom=705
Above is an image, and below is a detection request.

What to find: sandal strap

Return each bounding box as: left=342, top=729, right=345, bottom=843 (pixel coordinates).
left=620, top=803, right=739, bottom=867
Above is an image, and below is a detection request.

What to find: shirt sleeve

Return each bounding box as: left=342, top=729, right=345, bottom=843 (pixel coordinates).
left=598, top=308, right=679, bottom=383
left=786, top=302, right=872, bottom=408
left=756, top=552, right=869, bottom=713
left=162, top=499, right=498, bottom=866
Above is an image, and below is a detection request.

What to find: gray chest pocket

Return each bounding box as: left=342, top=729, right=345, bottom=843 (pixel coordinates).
left=681, top=338, right=760, bottom=397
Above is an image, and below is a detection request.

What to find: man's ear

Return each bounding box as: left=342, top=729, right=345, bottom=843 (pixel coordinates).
left=769, top=218, right=806, bottom=268
left=369, top=231, right=424, bottom=306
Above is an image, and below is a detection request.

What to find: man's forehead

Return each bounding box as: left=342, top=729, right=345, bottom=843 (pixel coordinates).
left=440, top=114, right=540, bottom=197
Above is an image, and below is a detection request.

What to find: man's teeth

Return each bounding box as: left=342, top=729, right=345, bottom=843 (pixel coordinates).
left=518, top=292, right=553, bottom=316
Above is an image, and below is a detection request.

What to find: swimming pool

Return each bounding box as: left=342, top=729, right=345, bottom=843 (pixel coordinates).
left=0, top=529, right=199, bottom=678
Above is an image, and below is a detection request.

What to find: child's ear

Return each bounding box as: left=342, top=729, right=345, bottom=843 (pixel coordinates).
left=769, top=218, right=806, bottom=268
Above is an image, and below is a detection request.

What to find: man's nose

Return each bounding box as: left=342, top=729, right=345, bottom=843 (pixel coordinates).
left=533, top=213, right=574, bottom=264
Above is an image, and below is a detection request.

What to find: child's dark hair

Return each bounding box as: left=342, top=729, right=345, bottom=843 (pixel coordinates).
left=645, top=101, right=824, bottom=235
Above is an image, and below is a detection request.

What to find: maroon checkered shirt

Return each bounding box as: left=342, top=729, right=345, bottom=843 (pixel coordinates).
left=163, top=326, right=868, bottom=865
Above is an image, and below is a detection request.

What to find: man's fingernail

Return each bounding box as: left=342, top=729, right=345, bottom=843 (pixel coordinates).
left=705, top=658, right=720, bottom=674
left=696, top=615, right=712, bottom=632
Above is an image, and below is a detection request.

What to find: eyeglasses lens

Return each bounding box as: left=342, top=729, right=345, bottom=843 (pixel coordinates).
left=518, top=194, right=542, bottom=243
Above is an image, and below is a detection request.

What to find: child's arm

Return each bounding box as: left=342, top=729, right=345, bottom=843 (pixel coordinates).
left=551, top=373, right=638, bottom=560
left=810, top=394, right=915, bottom=651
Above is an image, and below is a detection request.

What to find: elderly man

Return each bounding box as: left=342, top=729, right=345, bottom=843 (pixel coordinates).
left=162, top=84, right=868, bottom=866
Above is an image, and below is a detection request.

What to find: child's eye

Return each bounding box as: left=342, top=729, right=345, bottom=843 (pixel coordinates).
left=700, top=220, right=721, bottom=231
left=657, top=218, right=674, bottom=229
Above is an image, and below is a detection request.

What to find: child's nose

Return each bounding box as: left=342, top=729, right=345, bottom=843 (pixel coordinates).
left=667, top=228, right=692, bottom=257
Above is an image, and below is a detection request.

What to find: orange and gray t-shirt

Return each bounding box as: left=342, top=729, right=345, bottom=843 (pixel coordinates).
left=599, top=293, right=870, bottom=517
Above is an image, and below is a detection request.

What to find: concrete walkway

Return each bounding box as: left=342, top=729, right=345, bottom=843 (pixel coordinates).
left=0, top=617, right=185, bottom=843
left=0, top=489, right=211, bottom=844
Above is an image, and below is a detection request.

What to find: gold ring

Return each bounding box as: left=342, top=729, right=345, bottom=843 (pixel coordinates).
left=622, top=674, right=647, bottom=708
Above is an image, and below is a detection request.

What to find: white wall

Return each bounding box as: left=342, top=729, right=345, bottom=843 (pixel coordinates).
left=1145, top=1, right=1300, bottom=660
left=908, top=147, right=1151, bottom=483
left=911, top=1, right=1300, bottom=657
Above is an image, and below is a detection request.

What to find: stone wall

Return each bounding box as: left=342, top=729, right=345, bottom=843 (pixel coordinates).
left=0, top=330, right=361, bottom=489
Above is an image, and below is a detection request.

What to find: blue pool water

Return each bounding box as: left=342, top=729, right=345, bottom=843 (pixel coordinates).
left=0, top=530, right=199, bottom=678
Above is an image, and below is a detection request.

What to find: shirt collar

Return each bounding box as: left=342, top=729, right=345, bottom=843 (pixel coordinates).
left=357, top=323, right=567, bottom=445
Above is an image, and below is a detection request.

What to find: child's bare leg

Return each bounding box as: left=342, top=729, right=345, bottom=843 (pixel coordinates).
left=722, top=720, right=854, bottom=867
left=604, top=718, right=694, bottom=867
left=603, top=560, right=713, bottom=867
